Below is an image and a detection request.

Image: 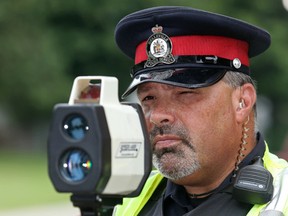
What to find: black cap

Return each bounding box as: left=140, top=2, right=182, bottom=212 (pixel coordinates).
left=114, top=6, right=271, bottom=98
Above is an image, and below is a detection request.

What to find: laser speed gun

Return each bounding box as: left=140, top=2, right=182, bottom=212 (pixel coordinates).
left=48, top=76, right=151, bottom=199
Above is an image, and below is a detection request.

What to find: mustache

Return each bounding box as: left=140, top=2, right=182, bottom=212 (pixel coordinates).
left=150, top=124, right=171, bottom=137
left=150, top=124, right=194, bottom=150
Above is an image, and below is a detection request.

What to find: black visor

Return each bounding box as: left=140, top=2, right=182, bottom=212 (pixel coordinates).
left=122, top=68, right=227, bottom=98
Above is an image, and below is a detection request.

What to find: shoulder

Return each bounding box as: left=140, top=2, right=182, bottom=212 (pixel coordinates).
left=113, top=170, right=164, bottom=216
left=263, top=143, right=288, bottom=176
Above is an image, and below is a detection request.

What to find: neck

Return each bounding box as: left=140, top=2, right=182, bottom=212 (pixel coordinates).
left=187, top=187, right=218, bottom=198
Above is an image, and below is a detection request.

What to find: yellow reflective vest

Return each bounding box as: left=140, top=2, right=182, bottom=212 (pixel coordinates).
left=113, top=145, right=288, bottom=216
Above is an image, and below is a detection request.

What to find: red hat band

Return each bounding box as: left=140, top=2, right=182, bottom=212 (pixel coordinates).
left=135, top=35, right=249, bottom=67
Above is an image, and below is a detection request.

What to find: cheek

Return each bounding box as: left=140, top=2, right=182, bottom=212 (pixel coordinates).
left=183, top=101, right=237, bottom=157
left=144, top=111, right=153, bottom=132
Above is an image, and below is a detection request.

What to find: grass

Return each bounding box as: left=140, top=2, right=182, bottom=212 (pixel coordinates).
left=0, top=151, right=70, bottom=210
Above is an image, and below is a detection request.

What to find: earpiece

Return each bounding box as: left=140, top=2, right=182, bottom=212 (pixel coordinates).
left=239, top=99, right=245, bottom=109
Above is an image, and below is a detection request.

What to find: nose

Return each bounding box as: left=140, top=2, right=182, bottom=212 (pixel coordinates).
left=147, top=101, right=175, bottom=127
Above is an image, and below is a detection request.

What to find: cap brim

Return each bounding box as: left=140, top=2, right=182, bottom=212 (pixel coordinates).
left=122, top=67, right=227, bottom=98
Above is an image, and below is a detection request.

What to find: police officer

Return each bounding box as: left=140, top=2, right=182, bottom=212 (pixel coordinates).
left=113, top=6, right=288, bottom=216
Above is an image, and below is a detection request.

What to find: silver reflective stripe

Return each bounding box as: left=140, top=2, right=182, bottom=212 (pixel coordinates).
left=259, top=210, right=284, bottom=216
left=260, top=167, right=288, bottom=216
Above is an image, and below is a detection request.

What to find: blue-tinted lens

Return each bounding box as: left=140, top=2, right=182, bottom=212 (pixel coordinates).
left=59, top=149, right=92, bottom=182
left=63, top=114, right=89, bottom=141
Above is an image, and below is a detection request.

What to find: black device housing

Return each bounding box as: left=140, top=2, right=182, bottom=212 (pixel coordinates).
left=48, top=104, right=111, bottom=194
left=233, top=157, right=273, bottom=204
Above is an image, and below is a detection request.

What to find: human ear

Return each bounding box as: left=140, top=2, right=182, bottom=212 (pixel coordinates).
left=235, top=83, right=256, bottom=123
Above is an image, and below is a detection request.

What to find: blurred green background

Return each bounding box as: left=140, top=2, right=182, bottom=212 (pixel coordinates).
left=0, top=0, right=287, bottom=211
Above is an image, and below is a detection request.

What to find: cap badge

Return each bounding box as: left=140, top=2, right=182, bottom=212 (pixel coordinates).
left=145, top=25, right=175, bottom=68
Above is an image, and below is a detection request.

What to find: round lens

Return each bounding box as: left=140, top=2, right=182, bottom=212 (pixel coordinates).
left=59, top=149, right=92, bottom=182
left=63, top=114, right=89, bottom=141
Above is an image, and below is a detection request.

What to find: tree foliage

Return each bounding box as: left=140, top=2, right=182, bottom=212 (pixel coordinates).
left=0, top=0, right=287, bottom=150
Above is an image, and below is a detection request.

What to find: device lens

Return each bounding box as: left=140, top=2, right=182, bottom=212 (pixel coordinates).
left=63, top=114, right=89, bottom=141
left=59, top=149, right=92, bottom=182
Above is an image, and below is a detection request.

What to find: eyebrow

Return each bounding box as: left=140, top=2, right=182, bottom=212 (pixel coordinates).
left=137, top=84, right=154, bottom=95
left=137, top=84, right=169, bottom=96
left=138, top=83, right=190, bottom=96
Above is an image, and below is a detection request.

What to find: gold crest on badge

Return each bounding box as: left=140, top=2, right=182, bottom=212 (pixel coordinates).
left=145, top=25, right=175, bottom=68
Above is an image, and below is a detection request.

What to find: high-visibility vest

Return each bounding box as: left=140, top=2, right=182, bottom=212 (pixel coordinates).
left=113, top=144, right=288, bottom=216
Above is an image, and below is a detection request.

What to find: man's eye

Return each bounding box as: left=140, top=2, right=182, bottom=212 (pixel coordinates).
left=142, top=95, right=155, bottom=102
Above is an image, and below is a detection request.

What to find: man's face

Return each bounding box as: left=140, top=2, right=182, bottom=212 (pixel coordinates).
left=137, top=80, right=241, bottom=183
